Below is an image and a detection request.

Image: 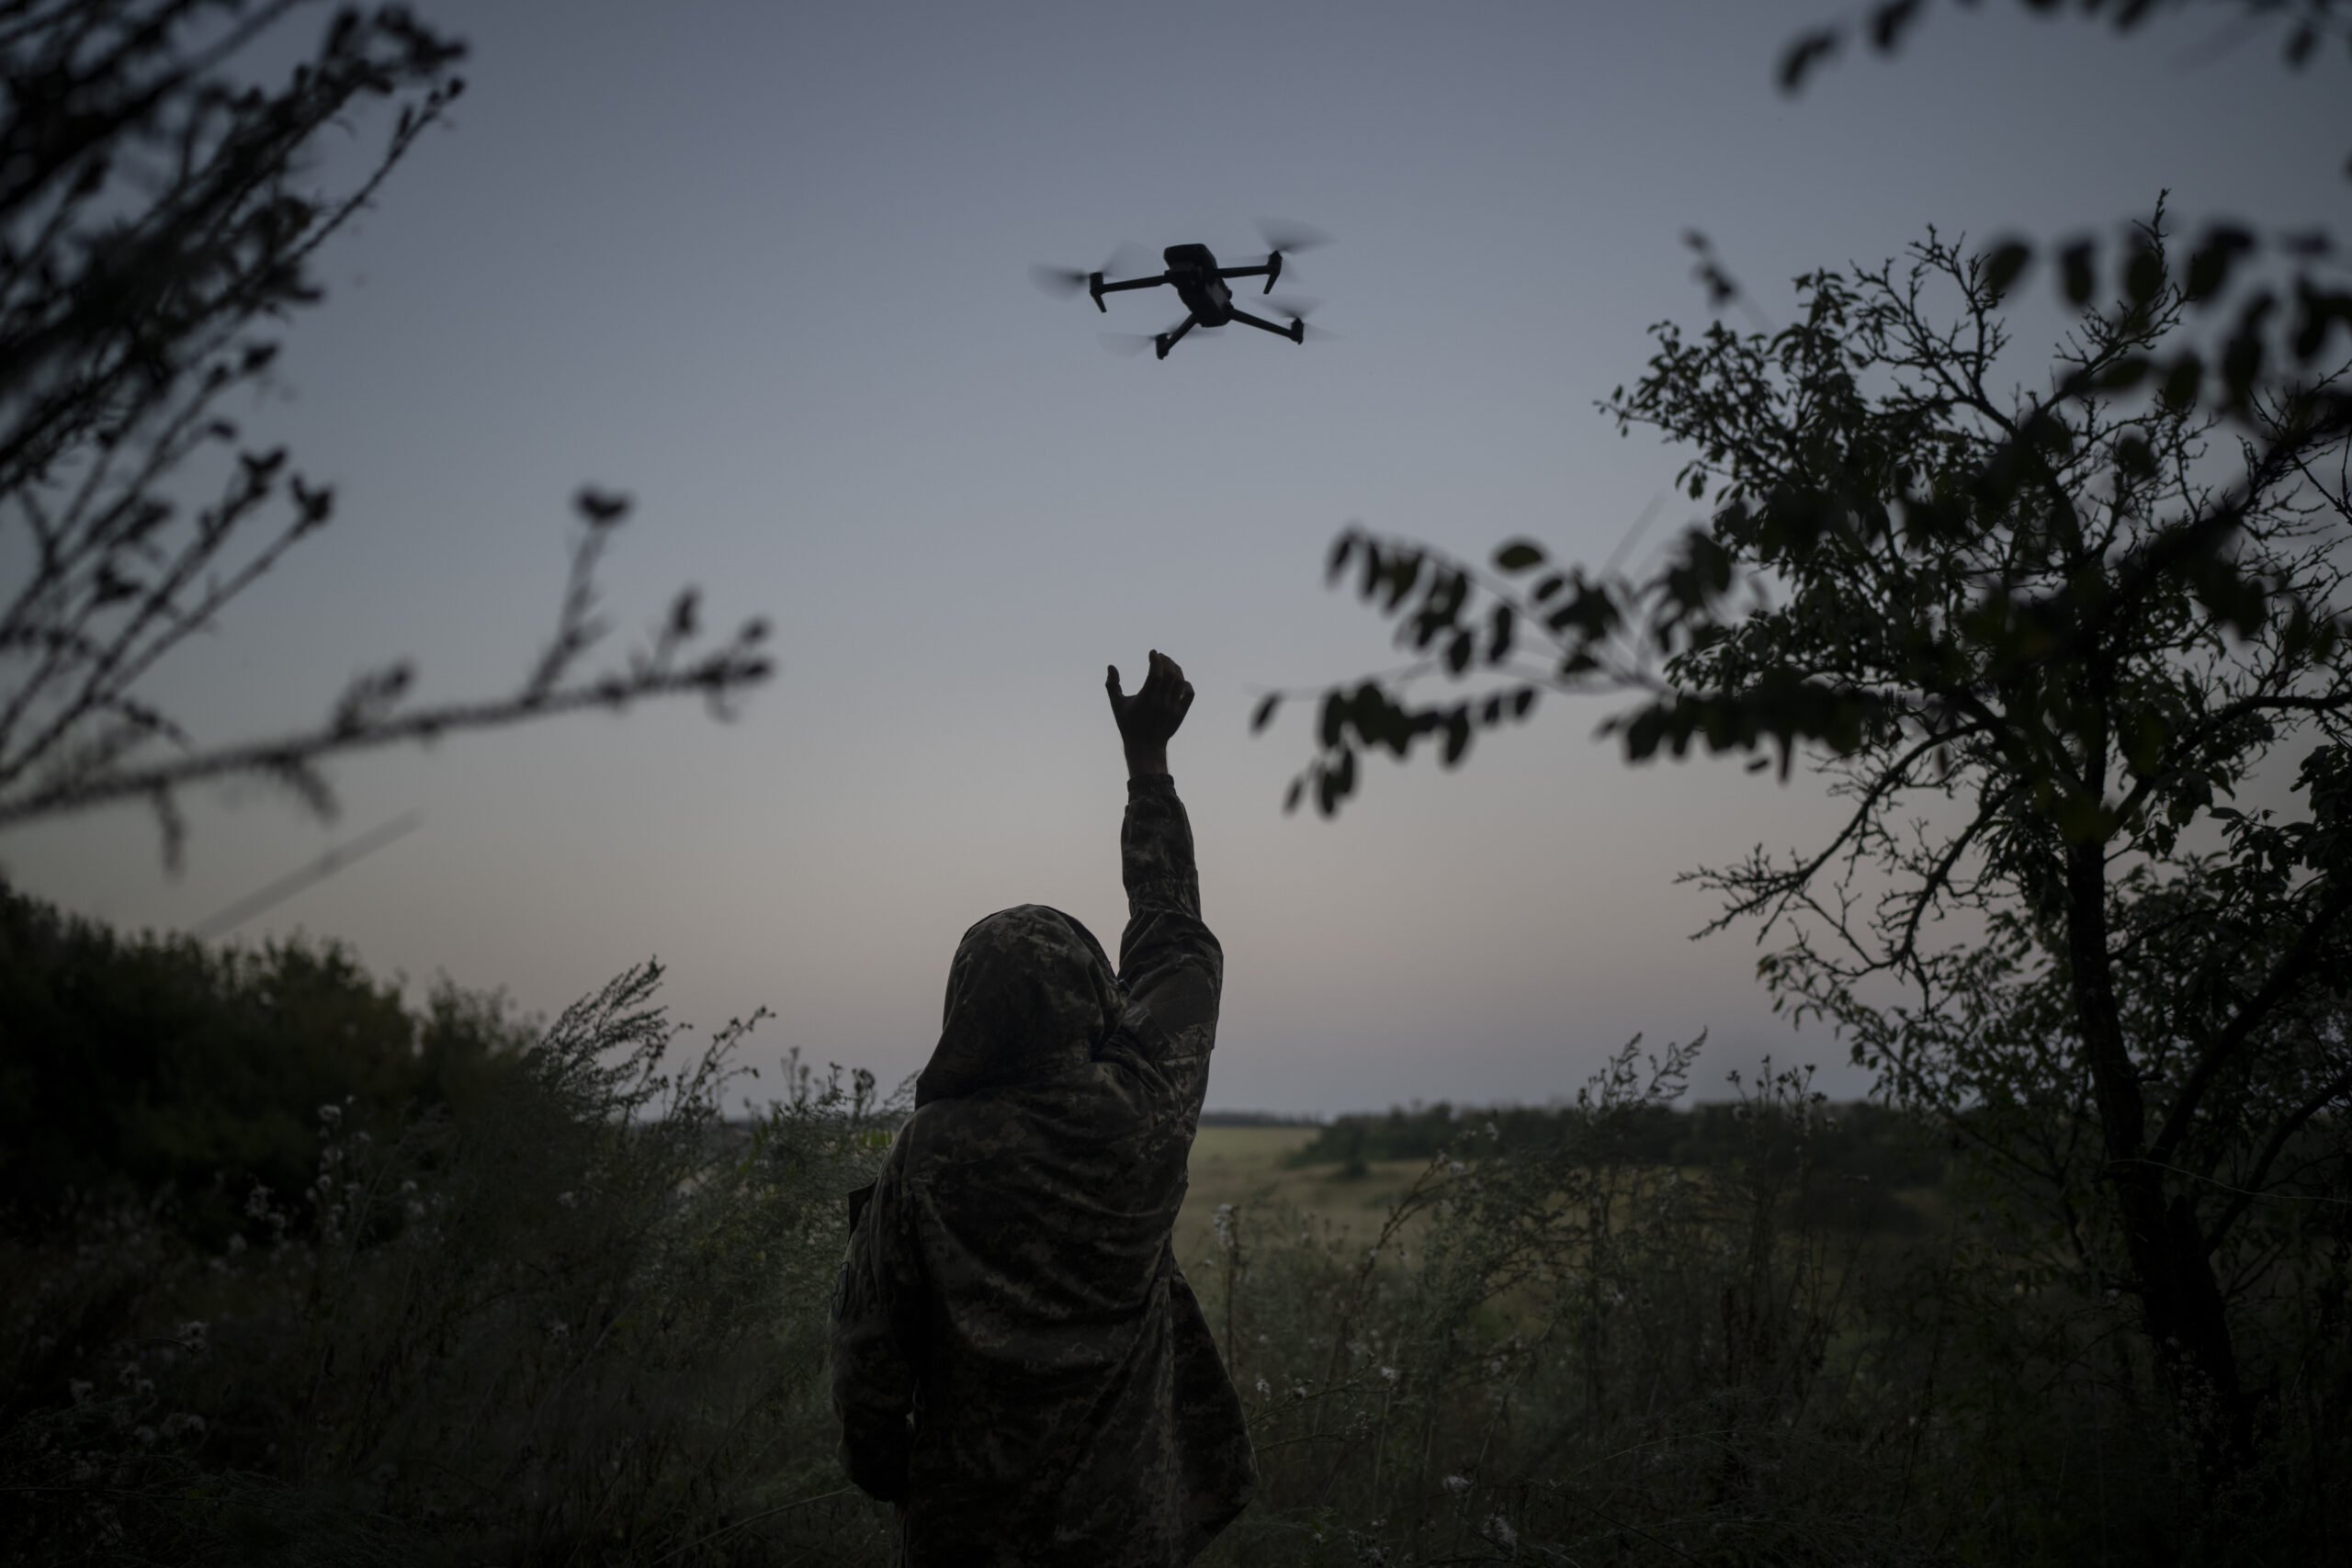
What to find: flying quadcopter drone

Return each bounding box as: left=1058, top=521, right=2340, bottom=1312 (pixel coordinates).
left=1032, top=222, right=1331, bottom=360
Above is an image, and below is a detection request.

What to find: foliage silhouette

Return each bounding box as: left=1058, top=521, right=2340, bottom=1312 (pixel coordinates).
left=1261, top=6, right=2352, bottom=1477
left=0, top=879, right=527, bottom=1244
left=0, top=1, right=773, bottom=865
left=3, top=915, right=2345, bottom=1562
left=1269, top=204, right=2351, bottom=1468
left=1, top=948, right=905, bottom=1564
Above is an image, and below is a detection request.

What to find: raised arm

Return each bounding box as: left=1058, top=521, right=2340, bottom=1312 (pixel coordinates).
left=1104, top=652, right=1222, bottom=1109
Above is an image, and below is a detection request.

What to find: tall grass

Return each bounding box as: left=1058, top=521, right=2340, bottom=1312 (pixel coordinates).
left=4, top=964, right=2345, bottom=1565
left=1194, top=1039, right=2350, bottom=1567
left=2, top=963, right=901, bottom=1566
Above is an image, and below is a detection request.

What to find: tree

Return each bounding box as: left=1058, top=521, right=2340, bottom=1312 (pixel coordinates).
left=1260, top=3, right=2352, bottom=1469
left=0, top=1, right=772, bottom=865
left=1268, top=211, right=2352, bottom=1459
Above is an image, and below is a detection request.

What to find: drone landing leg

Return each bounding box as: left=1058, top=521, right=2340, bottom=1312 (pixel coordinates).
left=1154, top=313, right=1200, bottom=360
left=1228, top=307, right=1305, bottom=345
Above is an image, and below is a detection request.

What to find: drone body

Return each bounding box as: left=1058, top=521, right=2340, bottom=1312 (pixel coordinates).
left=1035, top=227, right=1329, bottom=359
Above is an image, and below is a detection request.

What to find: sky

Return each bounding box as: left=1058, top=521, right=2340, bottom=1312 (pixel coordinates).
left=7, top=0, right=2345, bottom=1114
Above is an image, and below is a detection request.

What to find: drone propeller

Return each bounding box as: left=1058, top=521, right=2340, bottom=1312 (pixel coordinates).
left=1029, top=264, right=1092, bottom=299
left=1255, top=218, right=1333, bottom=256
left=1099, top=239, right=1158, bottom=280
left=1263, top=294, right=1339, bottom=342
left=1030, top=240, right=1160, bottom=300
left=1097, top=316, right=1198, bottom=356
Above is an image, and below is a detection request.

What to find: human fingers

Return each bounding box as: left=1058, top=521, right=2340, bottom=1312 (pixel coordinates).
left=1106, top=664, right=1125, bottom=714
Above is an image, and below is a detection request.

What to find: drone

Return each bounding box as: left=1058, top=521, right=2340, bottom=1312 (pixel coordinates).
left=1032, top=223, right=1330, bottom=360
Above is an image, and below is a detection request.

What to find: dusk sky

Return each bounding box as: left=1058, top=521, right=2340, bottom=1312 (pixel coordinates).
left=8, top=1, right=2343, bottom=1113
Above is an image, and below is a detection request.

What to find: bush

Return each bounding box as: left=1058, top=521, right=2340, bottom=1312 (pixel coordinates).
left=0, top=885, right=526, bottom=1247
left=1203, top=1042, right=2349, bottom=1566
left=0, top=961, right=903, bottom=1566
left=3, top=903, right=2343, bottom=1563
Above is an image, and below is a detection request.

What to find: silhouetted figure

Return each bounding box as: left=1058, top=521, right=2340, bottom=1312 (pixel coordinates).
left=831, top=650, right=1254, bottom=1566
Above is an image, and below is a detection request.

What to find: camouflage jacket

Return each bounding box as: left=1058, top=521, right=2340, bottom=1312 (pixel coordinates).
left=831, top=774, right=1254, bottom=1567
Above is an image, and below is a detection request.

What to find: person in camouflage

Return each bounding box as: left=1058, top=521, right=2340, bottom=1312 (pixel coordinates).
left=831, top=649, right=1254, bottom=1566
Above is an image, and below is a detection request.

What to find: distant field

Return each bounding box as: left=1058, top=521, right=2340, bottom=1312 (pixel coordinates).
left=1174, top=1124, right=1436, bottom=1270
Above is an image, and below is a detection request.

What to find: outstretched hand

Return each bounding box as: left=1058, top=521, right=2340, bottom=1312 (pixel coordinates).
left=1105, top=650, right=1193, bottom=778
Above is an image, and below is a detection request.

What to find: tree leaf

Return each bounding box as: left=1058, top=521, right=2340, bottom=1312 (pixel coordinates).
left=1982, top=240, right=2031, bottom=300
left=2060, top=241, right=2097, bottom=307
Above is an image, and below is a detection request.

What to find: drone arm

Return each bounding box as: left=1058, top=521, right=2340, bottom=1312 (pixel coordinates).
left=1218, top=252, right=1283, bottom=293
left=1095, top=274, right=1171, bottom=298
left=1227, top=307, right=1304, bottom=344
left=1154, top=312, right=1201, bottom=360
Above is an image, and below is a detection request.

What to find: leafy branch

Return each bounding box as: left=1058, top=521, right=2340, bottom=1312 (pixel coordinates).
left=0, top=2, right=777, bottom=863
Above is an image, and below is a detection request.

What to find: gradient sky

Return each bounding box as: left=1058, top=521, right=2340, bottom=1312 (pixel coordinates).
left=7, top=0, right=2344, bottom=1112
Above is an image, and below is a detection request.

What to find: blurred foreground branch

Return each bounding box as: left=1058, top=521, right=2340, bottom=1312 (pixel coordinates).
left=0, top=1, right=773, bottom=866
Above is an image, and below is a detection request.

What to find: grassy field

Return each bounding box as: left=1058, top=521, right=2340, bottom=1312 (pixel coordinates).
left=1175, top=1125, right=1432, bottom=1270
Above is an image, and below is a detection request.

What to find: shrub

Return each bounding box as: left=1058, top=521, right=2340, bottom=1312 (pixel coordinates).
left=0, top=962, right=902, bottom=1565
left=0, top=884, right=525, bottom=1246
left=1202, top=1042, right=2350, bottom=1566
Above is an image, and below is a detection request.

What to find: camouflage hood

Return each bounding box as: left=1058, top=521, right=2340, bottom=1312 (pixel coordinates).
left=915, top=904, right=1124, bottom=1107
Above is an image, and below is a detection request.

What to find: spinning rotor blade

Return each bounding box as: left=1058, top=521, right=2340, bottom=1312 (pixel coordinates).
left=1095, top=331, right=1154, bottom=357
left=1262, top=295, right=1340, bottom=342
left=1254, top=217, right=1333, bottom=255
left=1099, top=317, right=1198, bottom=356
left=1029, top=264, right=1091, bottom=299
left=1099, top=239, right=1157, bottom=281
left=1031, top=241, right=1159, bottom=301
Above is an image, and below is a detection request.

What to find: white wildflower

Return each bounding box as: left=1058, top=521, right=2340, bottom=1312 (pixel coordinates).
left=317, top=1103, right=341, bottom=1128
left=1255, top=1377, right=1270, bottom=1395
left=556, top=1190, right=577, bottom=1209
left=1379, top=1365, right=1398, bottom=1383
left=1486, top=1513, right=1517, bottom=1548
left=1442, top=1473, right=1471, bottom=1495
